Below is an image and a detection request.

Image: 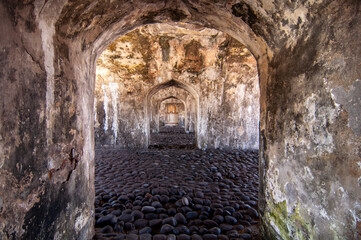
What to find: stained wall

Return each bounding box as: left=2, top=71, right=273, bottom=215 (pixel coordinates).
left=94, top=24, right=260, bottom=149
left=0, top=1, right=360, bottom=239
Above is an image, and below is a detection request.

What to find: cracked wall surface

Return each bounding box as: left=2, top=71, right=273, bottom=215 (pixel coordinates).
left=0, top=0, right=360, bottom=239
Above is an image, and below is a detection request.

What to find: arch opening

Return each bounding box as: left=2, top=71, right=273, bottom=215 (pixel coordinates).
left=92, top=22, right=261, bottom=239
left=2, top=1, right=359, bottom=240
left=145, top=79, right=200, bottom=148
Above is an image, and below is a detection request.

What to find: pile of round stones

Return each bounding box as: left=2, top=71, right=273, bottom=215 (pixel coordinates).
left=93, top=148, right=259, bottom=240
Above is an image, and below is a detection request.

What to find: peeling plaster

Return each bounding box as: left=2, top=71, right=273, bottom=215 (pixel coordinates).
left=331, top=79, right=361, bottom=136
left=102, top=84, right=109, bottom=132
left=109, top=83, right=119, bottom=141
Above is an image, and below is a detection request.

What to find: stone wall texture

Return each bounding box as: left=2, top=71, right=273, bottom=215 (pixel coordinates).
left=94, top=24, right=260, bottom=149
left=0, top=0, right=360, bottom=239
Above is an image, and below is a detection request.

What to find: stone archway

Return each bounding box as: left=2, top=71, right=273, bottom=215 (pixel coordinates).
left=145, top=79, right=200, bottom=148
left=154, top=96, right=188, bottom=133
left=1, top=1, right=360, bottom=240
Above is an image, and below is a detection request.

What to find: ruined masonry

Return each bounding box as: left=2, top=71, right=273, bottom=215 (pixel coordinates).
left=0, top=1, right=360, bottom=240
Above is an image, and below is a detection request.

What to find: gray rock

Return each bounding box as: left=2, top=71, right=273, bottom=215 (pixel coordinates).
left=186, top=211, right=198, bottom=220
left=142, top=206, right=156, bottom=213
left=160, top=224, right=175, bottom=234
left=177, top=234, right=191, bottom=240
left=224, top=216, right=237, bottom=224
left=153, top=235, right=167, bottom=240
left=134, top=219, right=148, bottom=228
left=139, top=233, right=152, bottom=240
left=149, top=219, right=162, bottom=227
left=119, top=213, right=134, bottom=223
left=162, top=217, right=177, bottom=226
left=203, top=234, right=218, bottom=239
left=174, top=213, right=187, bottom=224
left=96, top=214, right=117, bottom=227
left=139, top=226, right=152, bottom=234
left=126, top=233, right=139, bottom=240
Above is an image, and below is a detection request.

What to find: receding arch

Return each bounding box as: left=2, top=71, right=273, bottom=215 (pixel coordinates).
left=145, top=79, right=200, bottom=148
left=154, top=96, right=188, bottom=133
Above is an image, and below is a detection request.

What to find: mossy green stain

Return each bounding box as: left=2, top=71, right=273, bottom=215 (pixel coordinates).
left=266, top=201, right=315, bottom=240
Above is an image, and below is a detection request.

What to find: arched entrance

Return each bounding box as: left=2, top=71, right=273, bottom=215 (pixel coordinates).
left=145, top=79, right=200, bottom=148
left=2, top=1, right=359, bottom=240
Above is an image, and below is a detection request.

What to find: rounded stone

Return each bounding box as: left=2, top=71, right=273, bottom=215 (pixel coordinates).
left=113, top=233, right=126, bottom=240
left=175, top=225, right=190, bottom=235
left=131, top=210, right=144, bottom=220
left=167, top=234, right=177, bottom=240
left=177, top=234, right=191, bottom=240
left=149, top=219, right=163, bottom=227
left=194, top=191, right=204, bottom=198
left=223, top=206, right=235, bottom=214
left=134, top=219, right=148, bottom=228
left=152, top=201, right=163, bottom=208
left=126, top=233, right=139, bottom=240
left=162, top=217, right=177, bottom=226
left=100, top=225, right=113, bottom=233
left=220, top=224, right=233, bottom=232
left=203, top=220, right=219, bottom=228
left=168, top=208, right=177, bottom=215
left=160, top=224, right=175, bottom=234
left=186, top=211, right=198, bottom=220
left=191, top=234, right=202, bottom=240
left=240, top=233, right=252, bottom=239
left=145, top=213, right=158, bottom=220
left=203, top=234, right=218, bottom=239
left=208, top=227, right=221, bottom=235
left=218, top=234, right=229, bottom=240
left=153, top=235, right=167, bottom=240
left=212, top=215, right=224, bottom=224
left=247, top=207, right=259, bottom=218
left=142, top=206, right=156, bottom=213
left=124, top=222, right=135, bottom=231
left=224, top=216, right=237, bottom=224
left=188, top=225, right=199, bottom=234
left=96, top=214, right=117, bottom=227
left=139, top=226, right=152, bottom=234
left=139, top=233, right=152, bottom=240
left=119, top=213, right=134, bottom=223
left=174, top=213, right=187, bottom=225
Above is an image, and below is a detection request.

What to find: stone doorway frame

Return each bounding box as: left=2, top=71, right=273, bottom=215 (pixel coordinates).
left=155, top=96, right=188, bottom=132
left=144, top=79, right=201, bottom=148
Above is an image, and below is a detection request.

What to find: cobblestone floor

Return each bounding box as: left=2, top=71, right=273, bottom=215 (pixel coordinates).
left=94, top=127, right=260, bottom=240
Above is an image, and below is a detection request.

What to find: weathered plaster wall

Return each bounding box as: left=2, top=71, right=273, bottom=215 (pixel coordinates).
left=0, top=1, right=94, bottom=239
left=258, top=1, right=361, bottom=239
left=0, top=0, right=360, bottom=239
left=95, top=24, right=260, bottom=149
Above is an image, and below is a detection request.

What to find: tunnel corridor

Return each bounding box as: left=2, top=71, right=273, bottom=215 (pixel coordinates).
left=1, top=1, right=360, bottom=239
left=92, top=23, right=260, bottom=239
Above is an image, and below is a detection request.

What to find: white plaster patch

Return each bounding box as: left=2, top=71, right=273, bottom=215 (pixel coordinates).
left=102, top=84, right=109, bottom=131
left=75, top=211, right=90, bottom=232
left=303, top=166, right=314, bottom=180
left=0, top=140, right=5, bottom=169
left=357, top=161, right=361, bottom=169
left=200, top=67, right=220, bottom=82
left=320, top=208, right=330, bottom=220
left=109, top=82, right=119, bottom=140
left=39, top=19, right=55, bottom=145
left=304, top=94, right=335, bottom=155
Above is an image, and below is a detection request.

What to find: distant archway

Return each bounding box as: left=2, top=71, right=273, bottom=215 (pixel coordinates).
left=154, top=96, right=187, bottom=132
left=145, top=79, right=200, bottom=148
